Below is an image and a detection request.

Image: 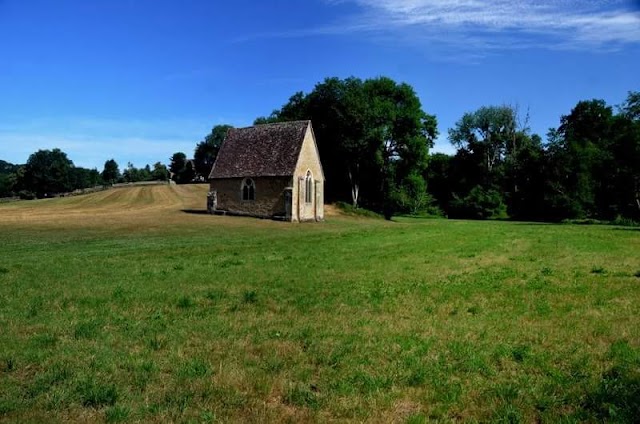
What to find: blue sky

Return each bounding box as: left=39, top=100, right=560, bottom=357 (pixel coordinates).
left=0, top=0, right=638, bottom=169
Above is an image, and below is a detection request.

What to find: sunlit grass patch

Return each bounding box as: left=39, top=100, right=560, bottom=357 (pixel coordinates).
left=0, top=185, right=639, bottom=422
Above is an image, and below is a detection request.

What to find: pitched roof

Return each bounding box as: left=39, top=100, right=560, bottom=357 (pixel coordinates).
left=209, top=120, right=310, bottom=179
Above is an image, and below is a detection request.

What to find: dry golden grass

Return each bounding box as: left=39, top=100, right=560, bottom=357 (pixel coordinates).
left=0, top=184, right=207, bottom=225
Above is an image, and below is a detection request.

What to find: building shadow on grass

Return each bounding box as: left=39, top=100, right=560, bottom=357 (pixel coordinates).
left=181, top=209, right=209, bottom=215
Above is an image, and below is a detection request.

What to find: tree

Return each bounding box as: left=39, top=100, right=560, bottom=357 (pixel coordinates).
left=254, top=76, right=437, bottom=217
left=301, top=77, right=369, bottom=206
left=362, top=77, right=437, bottom=218
left=425, top=153, right=453, bottom=213
left=102, top=159, right=120, bottom=184
left=0, top=174, right=13, bottom=197
left=448, top=106, right=516, bottom=180
left=612, top=91, right=640, bottom=219
left=550, top=99, right=614, bottom=218
left=151, top=162, right=169, bottom=181
left=184, top=160, right=196, bottom=183
left=122, top=162, right=153, bottom=183
left=123, top=162, right=137, bottom=183
left=0, top=160, right=19, bottom=197
left=504, top=133, right=546, bottom=220
left=71, top=167, right=101, bottom=189
left=620, top=90, right=640, bottom=121
left=194, top=124, right=233, bottom=179
left=170, top=152, right=188, bottom=183
left=446, top=106, right=517, bottom=218
left=22, top=149, right=74, bottom=197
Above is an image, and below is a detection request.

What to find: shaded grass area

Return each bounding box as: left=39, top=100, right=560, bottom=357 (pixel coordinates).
left=1, top=187, right=639, bottom=422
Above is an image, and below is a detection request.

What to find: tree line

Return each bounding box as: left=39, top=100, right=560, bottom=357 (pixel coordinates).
left=187, top=77, right=638, bottom=222
left=0, top=151, right=169, bottom=199
left=3, top=75, right=638, bottom=223
left=435, top=93, right=639, bottom=222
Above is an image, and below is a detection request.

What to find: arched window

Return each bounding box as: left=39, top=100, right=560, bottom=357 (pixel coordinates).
left=305, top=171, right=313, bottom=204
left=242, top=178, right=255, bottom=201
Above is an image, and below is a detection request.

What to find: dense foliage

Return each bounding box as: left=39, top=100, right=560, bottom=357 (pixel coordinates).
left=169, top=152, right=196, bottom=184
left=194, top=125, right=233, bottom=179
left=101, top=159, right=120, bottom=184
left=0, top=160, right=21, bottom=198
left=254, top=76, right=438, bottom=219
left=430, top=92, right=640, bottom=222
left=122, top=162, right=169, bottom=183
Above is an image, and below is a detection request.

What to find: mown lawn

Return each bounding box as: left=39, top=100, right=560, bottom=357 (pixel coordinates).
left=1, top=186, right=639, bottom=423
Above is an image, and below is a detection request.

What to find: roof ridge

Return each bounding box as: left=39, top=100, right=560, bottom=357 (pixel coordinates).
left=236, top=120, right=310, bottom=130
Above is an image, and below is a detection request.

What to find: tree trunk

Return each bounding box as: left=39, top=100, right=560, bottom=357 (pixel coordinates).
left=348, top=165, right=359, bottom=208
left=635, top=177, right=640, bottom=213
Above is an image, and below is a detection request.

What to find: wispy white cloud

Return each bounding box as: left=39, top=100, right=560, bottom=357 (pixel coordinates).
left=240, top=0, right=640, bottom=54
left=336, top=0, right=640, bottom=50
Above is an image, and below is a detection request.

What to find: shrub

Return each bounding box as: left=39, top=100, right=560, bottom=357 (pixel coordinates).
left=449, top=186, right=508, bottom=220
left=18, top=190, right=36, bottom=200
left=334, top=202, right=383, bottom=219
left=612, top=215, right=639, bottom=227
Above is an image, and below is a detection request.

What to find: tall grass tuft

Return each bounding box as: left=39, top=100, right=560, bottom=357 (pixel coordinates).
left=77, top=378, right=118, bottom=408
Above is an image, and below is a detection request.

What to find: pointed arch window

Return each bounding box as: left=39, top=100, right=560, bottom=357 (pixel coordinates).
left=242, top=178, right=255, bottom=201
left=305, top=171, right=313, bottom=204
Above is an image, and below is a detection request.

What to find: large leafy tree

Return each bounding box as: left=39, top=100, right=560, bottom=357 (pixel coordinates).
left=445, top=105, right=548, bottom=219
left=151, top=162, right=169, bottom=181
left=362, top=77, right=437, bottom=218
left=102, top=159, right=120, bottom=184
left=549, top=99, right=614, bottom=218
left=297, top=77, right=369, bottom=206
left=22, top=149, right=74, bottom=197
left=169, top=152, right=193, bottom=184
left=504, top=133, right=546, bottom=219
left=0, top=160, right=20, bottom=197
left=0, top=174, right=14, bottom=197
left=448, top=106, right=516, bottom=182
left=71, top=167, right=101, bottom=189
left=612, top=92, right=640, bottom=219
left=535, top=95, right=637, bottom=221
left=194, top=124, right=233, bottom=179
left=254, top=76, right=437, bottom=217
left=446, top=106, right=517, bottom=218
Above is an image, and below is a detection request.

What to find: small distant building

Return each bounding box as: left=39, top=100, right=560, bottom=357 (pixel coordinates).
left=207, top=120, right=324, bottom=221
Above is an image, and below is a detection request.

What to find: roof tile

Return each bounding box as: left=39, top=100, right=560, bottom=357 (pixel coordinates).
left=209, top=120, right=309, bottom=179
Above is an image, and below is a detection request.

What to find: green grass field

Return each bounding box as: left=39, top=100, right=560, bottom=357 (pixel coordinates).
left=1, top=185, right=639, bottom=423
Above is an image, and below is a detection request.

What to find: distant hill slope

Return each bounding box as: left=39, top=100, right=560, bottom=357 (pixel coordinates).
left=0, top=160, right=20, bottom=175
left=0, top=183, right=211, bottom=225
